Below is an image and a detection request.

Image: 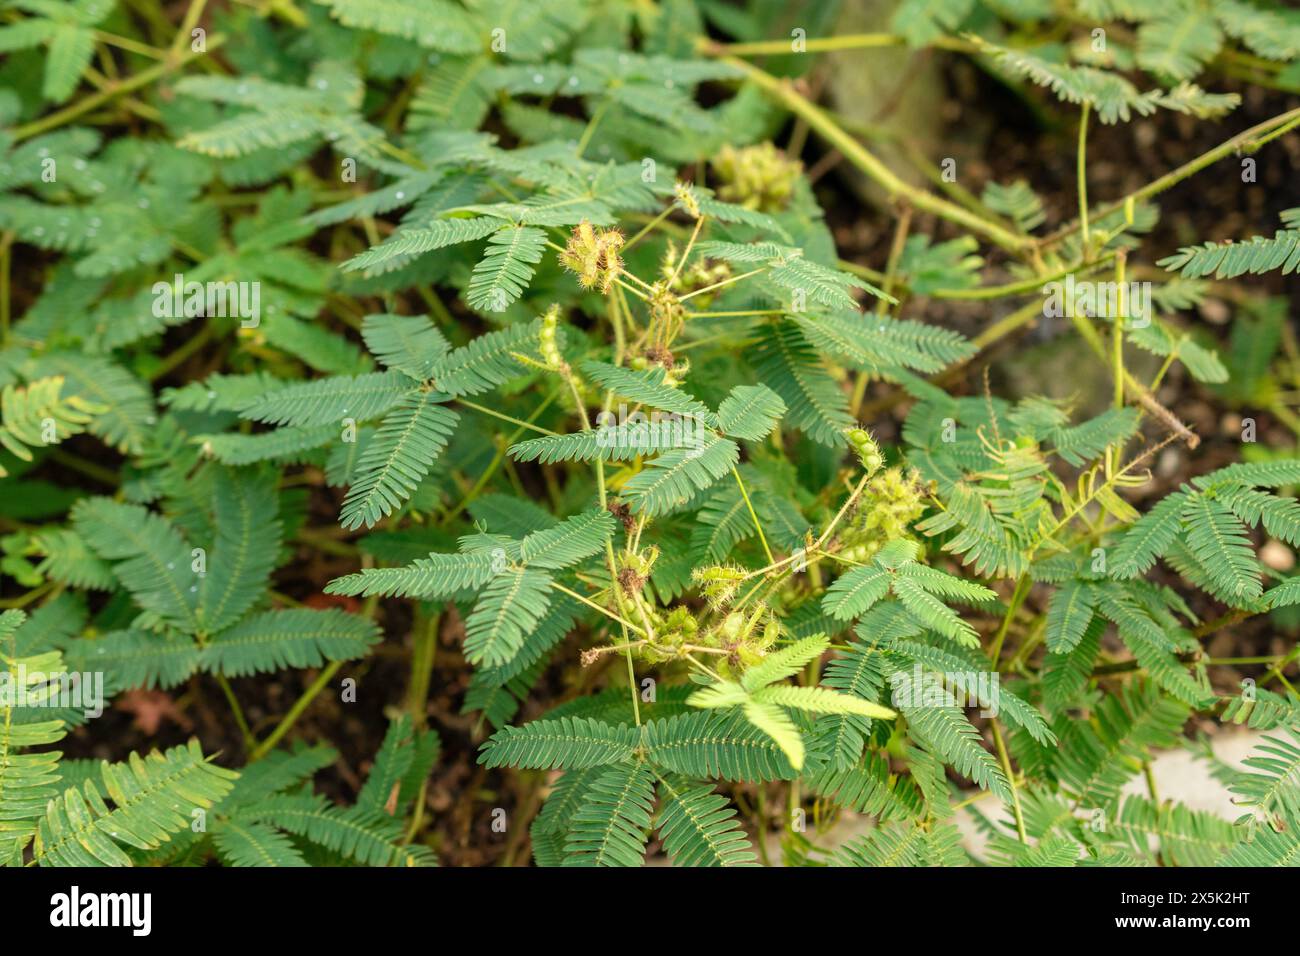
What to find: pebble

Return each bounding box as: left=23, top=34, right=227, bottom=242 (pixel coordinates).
left=1260, top=539, right=1295, bottom=572
left=1199, top=298, right=1230, bottom=325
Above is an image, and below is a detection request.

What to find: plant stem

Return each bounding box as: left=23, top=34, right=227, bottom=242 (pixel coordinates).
left=406, top=611, right=439, bottom=728
left=624, top=206, right=674, bottom=250
left=148, top=319, right=214, bottom=382
left=1069, top=312, right=1200, bottom=448
left=0, top=231, right=11, bottom=347
left=990, top=574, right=1031, bottom=668
left=170, top=0, right=209, bottom=59
left=670, top=215, right=705, bottom=282
left=852, top=203, right=911, bottom=415
left=732, top=467, right=774, bottom=564
left=551, top=582, right=647, bottom=637
left=47, top=449, right=120, bottom=487
left=701, top=33, right=975, bottom=57
left=716, top=56, right=1031, bottom=254
left=1038, top=105, right=1300, bottom=250
left=678, top=267, right=765, bottom=301
left=455, top=398, right=559, bottom=436
left=575, top=98, right=611, bottom=157
left=991, top=720, right=1028, bottom=843
left=249, top=660, right=342, bottom=761
left=1077, top=102, right=1091, bottom=256
left=933, top=253, right=1114, bottom=300
left=214, top=674, right=256, bottom=752
left=93, top=29, right=168, bottom=59
left=12, top=35, right=226, bottom=141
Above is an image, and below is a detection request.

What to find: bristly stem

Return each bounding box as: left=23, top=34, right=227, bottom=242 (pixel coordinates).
left=678, top=267, right=765, bottom=301
left=669, top=215, right=706, bottom=286
left=1077, top=102, right=1091, bottom=257
left=553, top=576, right=648, bottom=639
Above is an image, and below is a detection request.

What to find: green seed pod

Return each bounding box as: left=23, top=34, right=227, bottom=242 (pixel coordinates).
left=718, top=611, right=745, bottom=642
left=692, top=565, right=746, bottom=607
left=539, top=305, right=564, bottom=369
left=846, top=427, right=883, bottom=476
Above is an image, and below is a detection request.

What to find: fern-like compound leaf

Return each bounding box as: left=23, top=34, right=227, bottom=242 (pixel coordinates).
left=561, top=761, right=655, bottom=867
left=716, top=383, right=785, bottom=441
left=33, top=740, right=238, bottom=867
left=621, top=434, right=739, bottom=516
left=359, top=313, right=450, bottom=381
left=478, top=716, right=640, bottom=770
left=464, top=567, right=553, bottom=667
left=1180, top=496, right=1262, bottom=604
left=326, top=550, right=499, bottom=599
left=581, top=360, right=718, bottom=425
left=641, top=712, right=797, bottom=781
left=654, top=776, right=758, bottom=867
left=517, top=509, right=616, bottom=570
left=466, top=225, right=548, bottom=312
left=428, top=318, right=542, bottom=396
left=198, top=466, right=282, bottom=634
left=340, top=393, right=458, bottom=530
left=72, top=498, right=201, bottom=634
left=200, top=608, right=380, bottom=678
left=240, top=370, right=415, bottom=428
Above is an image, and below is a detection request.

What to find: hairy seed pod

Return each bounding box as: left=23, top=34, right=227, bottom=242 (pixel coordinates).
left=539, top=304, right=564, bottom=369
left=846, top=427, right=884, bottom=476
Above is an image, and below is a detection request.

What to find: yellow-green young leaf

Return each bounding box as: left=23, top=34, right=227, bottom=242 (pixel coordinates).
left=686, top=680, right=749, bottom=710
left=743, top=700, right=805, bottom=770
left=754, top=684, right=895, bottom=720
left=33, top=740, right=238, bottom=867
